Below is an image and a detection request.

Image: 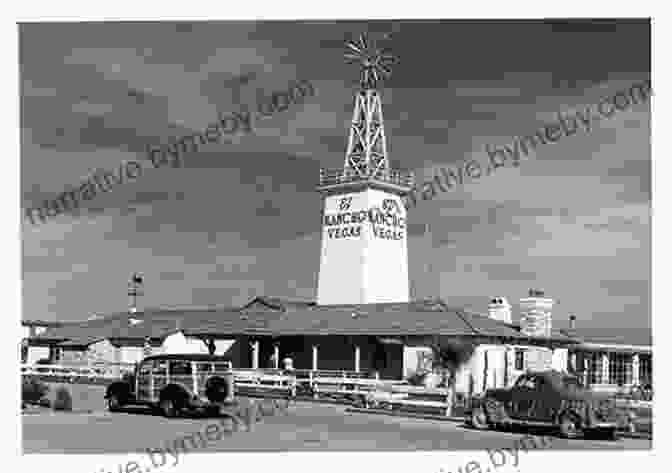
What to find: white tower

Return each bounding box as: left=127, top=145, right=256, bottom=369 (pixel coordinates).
left=316, top=34, right=414, bottom=305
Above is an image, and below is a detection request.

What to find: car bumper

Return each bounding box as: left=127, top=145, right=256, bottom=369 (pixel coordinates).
left=188, top=396, right=234, bottom=409
left=587, top=422, right=618, bottom=430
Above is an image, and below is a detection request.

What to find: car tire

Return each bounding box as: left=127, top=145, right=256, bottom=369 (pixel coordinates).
left=160, top=398, right=179, bottom=418
left=470, top=406, right=490, bottom=430
left=107, top=394, right=122, bottom=412
left=606, top=428, right=620, bottom=441
left=558, top=413, right=583, bottom=439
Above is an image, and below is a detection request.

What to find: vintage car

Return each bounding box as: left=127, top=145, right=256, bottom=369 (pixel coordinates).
left=467, top=370, right=622, bottom=439
left=105, top=354, right=235, bottom=417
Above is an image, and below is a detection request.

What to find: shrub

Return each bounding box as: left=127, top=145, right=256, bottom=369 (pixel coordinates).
left=430, top=339, right=478, bottom=387
left=22, top=377, right=50, bottom=404
left=52, top=386, right=73, bottom=411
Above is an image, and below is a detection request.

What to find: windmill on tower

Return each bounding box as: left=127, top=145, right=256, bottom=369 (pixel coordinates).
left=342, top=33, right=399, bottom=180
left=316, top=33, right=414, bottom=306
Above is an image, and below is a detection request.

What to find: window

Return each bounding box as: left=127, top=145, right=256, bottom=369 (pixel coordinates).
left=608, top=353, right=633, bottom=386
left=514, top=375, right=528, bottom=388
left=514, top=349, right=525, bottom=370
left=563, top=376, right=581, bottom=389
left=139, top=361, right=153, bottom=376
left=214, top=362, right=232, bottom=372
left=196, top=362, right=213, bottom=373
left=169, top=360, right=192, bottom=375
left=515, top=375, right=537, bottom=389
left=585, top=352, right=603, bottom=385
left=523, top=377, right=539, bottom=389
left=20, top=339, right=28, bottom=364
left=639, top=354, right=652, bottom=386
left=151, top=360, right=168, bottom=376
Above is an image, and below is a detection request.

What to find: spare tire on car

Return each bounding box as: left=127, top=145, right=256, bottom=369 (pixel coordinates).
left=205, top=374, right=234, bottom=403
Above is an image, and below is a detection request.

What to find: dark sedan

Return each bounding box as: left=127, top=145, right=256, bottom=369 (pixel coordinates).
left=466, top=370, right=622, bottom=439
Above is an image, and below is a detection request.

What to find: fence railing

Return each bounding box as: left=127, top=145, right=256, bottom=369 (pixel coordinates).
left=20, top=363, right=409, bottom=393
left=20, top=362, right=136, bottom=379
left=318, top=168, right=415, bottom=188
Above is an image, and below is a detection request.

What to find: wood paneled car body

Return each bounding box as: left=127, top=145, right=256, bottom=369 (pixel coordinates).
left=105, top=354, right=235, bottom=417
left=467, top=370, right=621, bottom=439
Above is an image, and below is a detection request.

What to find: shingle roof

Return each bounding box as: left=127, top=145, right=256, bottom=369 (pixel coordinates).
left=29, top=296, right=651, bottom=350
left=29, top=296, right=588, bottom=346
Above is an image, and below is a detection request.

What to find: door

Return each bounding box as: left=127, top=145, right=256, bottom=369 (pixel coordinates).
left=136, top=359, right=153, bottom=402
left=150, top=359, right=169, bottom=403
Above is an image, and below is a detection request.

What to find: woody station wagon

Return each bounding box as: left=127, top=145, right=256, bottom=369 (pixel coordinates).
left=105, top=354, right=235, bottom=417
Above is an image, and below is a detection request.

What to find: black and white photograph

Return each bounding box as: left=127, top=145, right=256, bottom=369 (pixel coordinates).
left=11, top=8, right=661, bottom=473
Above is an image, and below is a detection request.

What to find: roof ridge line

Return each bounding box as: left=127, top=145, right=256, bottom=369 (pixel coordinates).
left=452, top=307, right=481, bottom=335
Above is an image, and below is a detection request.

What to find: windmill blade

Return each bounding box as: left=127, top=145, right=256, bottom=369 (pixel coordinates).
left=346, top=41, right=363, bottom=54
left=378, top=64, right=393, bottom=76
left=358, top=33, right=368, bottom=50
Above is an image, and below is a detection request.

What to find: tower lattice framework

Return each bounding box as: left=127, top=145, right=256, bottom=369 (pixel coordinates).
left=342, top=33, right=397, bottom=179
left=318, top=33, right=413, bottom=192
left=344, top=89, right=389, bottom=179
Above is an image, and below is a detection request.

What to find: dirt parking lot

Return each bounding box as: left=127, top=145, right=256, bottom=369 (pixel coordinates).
left=23, top=400, right=650, bottom=454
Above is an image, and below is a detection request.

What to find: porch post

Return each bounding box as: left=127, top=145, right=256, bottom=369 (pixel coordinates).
left=632, top=353, right=640, bottom=386
left=354, top=345, right=361, bottom=373
left=601, top=352, right=610, bottom=385
left=251, top=340, right=260, bottom=369
left=273, top=343, right=280, bottom=369
left=312, top=344, right=319, bottom=371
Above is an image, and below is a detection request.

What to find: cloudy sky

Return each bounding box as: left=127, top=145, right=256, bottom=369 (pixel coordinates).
left=20, top=20, right=650, bottom=330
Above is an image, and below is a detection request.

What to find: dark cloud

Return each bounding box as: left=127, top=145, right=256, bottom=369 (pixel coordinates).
left=20, top=21, right=651, bottom=329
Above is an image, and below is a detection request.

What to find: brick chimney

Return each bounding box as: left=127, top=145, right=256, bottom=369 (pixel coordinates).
left=519, top=289, right=554, bottom=337
left=488, top=297, right=512, bottom=324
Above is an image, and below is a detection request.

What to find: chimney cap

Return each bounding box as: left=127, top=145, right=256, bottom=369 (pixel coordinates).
left=489, top=297, right=509, bottom=305
left=569, top=314, right=576, bottom=320
left=528, top=288, right=545, bottom=297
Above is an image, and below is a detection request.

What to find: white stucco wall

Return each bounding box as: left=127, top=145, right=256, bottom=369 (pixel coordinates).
left=472, top=345, right=509, bottom=393
left=402, top=346, right=433, bottom=378
left=26, top=346, right=50, bottom=364
left=119, top=346, right=144, bottom=364
left=402, top=344, right=510, bottom=395
left=161, top=331, right=209, bottom=354
left=552, top=348, right=568, bottom=371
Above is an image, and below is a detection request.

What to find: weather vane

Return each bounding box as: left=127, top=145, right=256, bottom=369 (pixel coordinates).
left=344, top=33, right=398, bottom=90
